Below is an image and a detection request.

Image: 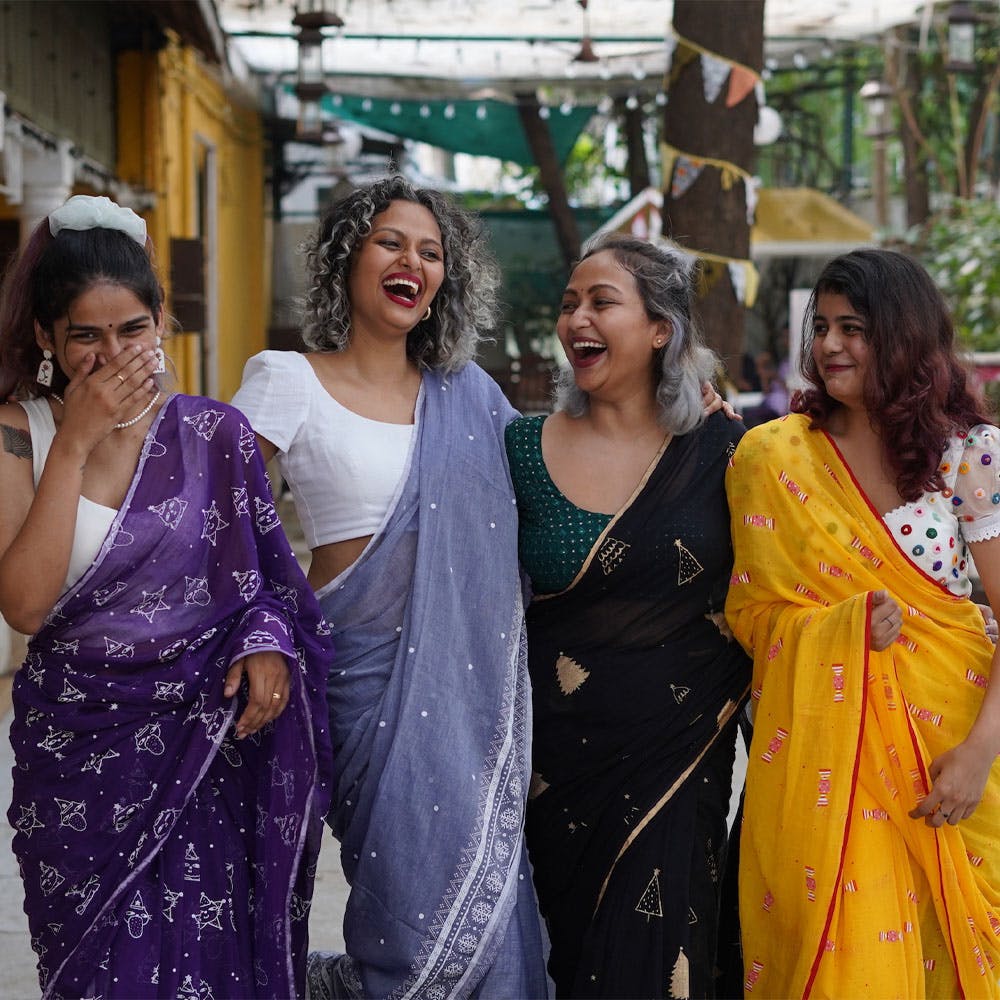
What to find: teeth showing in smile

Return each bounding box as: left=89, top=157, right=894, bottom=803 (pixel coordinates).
left=572, top=339, right=607, bottom=358
left=382, top=277, right=420, bottom=302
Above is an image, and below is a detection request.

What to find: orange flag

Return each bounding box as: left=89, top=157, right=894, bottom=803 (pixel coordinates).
left=726, top=64, right=757, bottom=107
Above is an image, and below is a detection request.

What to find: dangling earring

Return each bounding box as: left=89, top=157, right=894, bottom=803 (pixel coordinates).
left=153, top=336, right=166, bottom=374
left=422, top=306, right=432, bottom=322
left=36, top=348, right=54, bottom=387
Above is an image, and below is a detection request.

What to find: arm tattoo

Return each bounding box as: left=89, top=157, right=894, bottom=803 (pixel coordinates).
left=1, top=423, right=32, bottom=460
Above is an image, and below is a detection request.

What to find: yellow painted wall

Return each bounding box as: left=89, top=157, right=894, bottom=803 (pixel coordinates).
left=117, top=35, right=269, bottom=402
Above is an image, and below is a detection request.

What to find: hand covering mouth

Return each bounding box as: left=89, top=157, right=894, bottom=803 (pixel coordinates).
left=382, top=273, right=423, bottom=306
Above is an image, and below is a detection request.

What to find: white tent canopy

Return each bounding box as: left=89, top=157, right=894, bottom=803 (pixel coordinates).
left=221, top=0, right=932, bottom=94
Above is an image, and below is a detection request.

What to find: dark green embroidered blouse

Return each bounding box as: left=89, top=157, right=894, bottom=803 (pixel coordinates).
left=505, top=415, right=611, bottom=595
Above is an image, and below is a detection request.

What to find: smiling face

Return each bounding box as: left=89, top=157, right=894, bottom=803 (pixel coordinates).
left=556, top=249, right=666, bottom=399
left=347, top=199, right=445, bottom=342
left=811, top=291, right=871, bottom=411
left=36, top=281, right=162, bottom=378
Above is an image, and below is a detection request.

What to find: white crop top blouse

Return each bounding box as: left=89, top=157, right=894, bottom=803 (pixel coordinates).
left=20, top=397, right=118, bottom=593
left=231, top=350, right=414, bottom=549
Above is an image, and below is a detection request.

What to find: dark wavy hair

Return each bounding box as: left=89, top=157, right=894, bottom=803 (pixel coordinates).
left=0, top=219, right=163, bottom=399
left=554, top=233, right=717, bottom=433
left=793, top=248, right=989, bottom=501
left=301, top=175, right=501, bottom=371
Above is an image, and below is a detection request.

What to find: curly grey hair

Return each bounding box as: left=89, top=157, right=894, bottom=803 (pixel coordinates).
left=554, top=233, right=717, bottom=434
left=301, top=175, right=501, bottom=371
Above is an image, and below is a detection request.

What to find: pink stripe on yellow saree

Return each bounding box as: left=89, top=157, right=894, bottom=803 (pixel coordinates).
left=726, top=414, right=1000, bottom=998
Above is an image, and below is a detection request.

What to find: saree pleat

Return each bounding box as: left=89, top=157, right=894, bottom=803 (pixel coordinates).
left=726, top=414, right=1000, bottom=998
left=523, top=412, right=750, bottom=998
left=315, top=364, right=549, bottom=1000
left=8, top=395, right=333, bottom=999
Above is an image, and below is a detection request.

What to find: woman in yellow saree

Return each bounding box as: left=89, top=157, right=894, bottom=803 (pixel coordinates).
left=726, top=249, right=1000, bottom=998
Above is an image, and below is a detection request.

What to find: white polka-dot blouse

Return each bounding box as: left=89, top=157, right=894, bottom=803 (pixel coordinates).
left=883, top=423, right=1000, bottom=597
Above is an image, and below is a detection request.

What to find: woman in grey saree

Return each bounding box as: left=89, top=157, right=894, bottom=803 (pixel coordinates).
left=233, top=176, right=549, bottom=999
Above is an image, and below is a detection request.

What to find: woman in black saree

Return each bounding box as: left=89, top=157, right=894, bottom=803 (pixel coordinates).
left=506, top=234, right=751, bottom=998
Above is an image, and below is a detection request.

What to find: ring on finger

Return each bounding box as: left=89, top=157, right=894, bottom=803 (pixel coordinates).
left=271, top=692, right=281, bottom=701
left=116, top=374, right=126, bottom=385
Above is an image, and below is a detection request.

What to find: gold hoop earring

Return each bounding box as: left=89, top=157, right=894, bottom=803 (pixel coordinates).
left=422, top=306, right=432, bottom=322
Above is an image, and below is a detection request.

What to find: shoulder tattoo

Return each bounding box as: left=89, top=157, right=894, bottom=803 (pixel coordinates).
left=1, top=423, right=32, bottom=460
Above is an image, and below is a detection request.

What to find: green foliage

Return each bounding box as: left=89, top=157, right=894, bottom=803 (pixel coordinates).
left=906, top=198, right=1000, bottom=350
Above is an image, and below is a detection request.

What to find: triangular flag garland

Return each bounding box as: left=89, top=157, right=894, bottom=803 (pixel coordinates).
left=690, top=254, right=759, bottom=308
left=657, top=27, right=763, bottom=312
left=701, top=52, right=731, bottom=104
left=666, top=26, right=762, bottom=104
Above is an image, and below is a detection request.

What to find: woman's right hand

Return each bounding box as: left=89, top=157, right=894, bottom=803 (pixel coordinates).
left=57, top=346, right=158, bottom=453
left=869, top=589, right=902, bottom=651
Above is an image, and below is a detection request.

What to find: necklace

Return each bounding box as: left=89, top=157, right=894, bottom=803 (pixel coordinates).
left=51, top=391, right=161, bottom=430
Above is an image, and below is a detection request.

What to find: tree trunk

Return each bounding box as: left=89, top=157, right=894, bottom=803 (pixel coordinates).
left=516, top=91, right=580, bottom=268
left=662, top=0, right=763, bottom=373
left=618, top=97, right=652, bottom=198
left=890, top=26, right=930, bottom=227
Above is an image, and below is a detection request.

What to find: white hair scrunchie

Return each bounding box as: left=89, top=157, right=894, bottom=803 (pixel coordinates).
left=48, top=195, right=147, bottom=246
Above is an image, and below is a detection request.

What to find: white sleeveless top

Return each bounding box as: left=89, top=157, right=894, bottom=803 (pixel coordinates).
left=231, top=351, right=414, bottom=548
left=20, top=397, right=118, bottom=592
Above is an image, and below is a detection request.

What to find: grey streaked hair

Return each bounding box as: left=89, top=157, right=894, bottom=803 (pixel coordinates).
left=300, top=175, right=501, bottom=372
left=553, top=232, right=717, bottom=433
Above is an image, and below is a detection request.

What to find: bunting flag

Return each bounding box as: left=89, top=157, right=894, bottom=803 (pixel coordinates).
left=661, top=141, right=754, bottom=197
left=727, top=64, right=759, bottom=107
left=671, top=155, right=705, bottom=198
left=728, top=261, right=747, bottom=303
left=744, top=175, right=762, bottom=226
left=660, top=25, right=763, bottom=313
left=664, top=33, right=677, bottom=76
left=667, top=27, right=763, bottom=94
left=701, top=52, right=731, bottom=104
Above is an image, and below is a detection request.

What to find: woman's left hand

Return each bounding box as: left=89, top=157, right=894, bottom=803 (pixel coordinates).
left=701, top=381, right=741, bottom=421
left=907, top=738, right=995, bottom=827
left=224, top=650, right=290, bottom=739
left=977, top=603, right=998, bottom=643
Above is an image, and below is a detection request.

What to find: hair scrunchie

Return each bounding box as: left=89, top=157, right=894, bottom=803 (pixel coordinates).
left=48, top=195, right=147, bottom=246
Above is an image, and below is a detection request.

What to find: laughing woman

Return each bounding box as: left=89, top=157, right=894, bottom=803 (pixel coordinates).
left=0, top=196, right=332, bottom=998
left=505, top=234, right=751, bottom=998
left=232, top=175, right=549, bottom=999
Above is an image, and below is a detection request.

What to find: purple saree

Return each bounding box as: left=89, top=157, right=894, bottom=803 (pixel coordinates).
left=8, top=395, right=333, bottom=999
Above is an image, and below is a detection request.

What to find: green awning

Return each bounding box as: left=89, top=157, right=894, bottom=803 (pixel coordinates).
left=320, top=93, right=596, bottom=166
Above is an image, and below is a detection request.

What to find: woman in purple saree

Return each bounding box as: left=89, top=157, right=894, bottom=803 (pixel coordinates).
left=0, top=198, right=332, bottom=998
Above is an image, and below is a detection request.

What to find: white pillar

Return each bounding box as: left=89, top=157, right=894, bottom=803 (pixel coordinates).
left=18, top=137, right=75, bottom=246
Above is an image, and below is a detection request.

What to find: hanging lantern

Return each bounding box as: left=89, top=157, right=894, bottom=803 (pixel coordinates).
left=946, top=1, right=977, bottom=73
left=292, top=2, right=342, bottom=142
left=859, top=76, right=894, bottom=139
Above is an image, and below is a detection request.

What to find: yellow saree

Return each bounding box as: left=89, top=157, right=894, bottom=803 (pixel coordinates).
left=726, top=414, right=1000, bottom=999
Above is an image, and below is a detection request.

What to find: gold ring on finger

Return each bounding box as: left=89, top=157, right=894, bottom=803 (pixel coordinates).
left=116, top=374, right=126, bottom=384
left=271, top=692, right=281, bottom=701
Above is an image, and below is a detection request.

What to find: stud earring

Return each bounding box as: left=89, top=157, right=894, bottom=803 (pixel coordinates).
left=153, top=336, right=166, bottom=374
left=422, top=306, right=432, bottom=322
left=36, top=348, right=54, bottom=387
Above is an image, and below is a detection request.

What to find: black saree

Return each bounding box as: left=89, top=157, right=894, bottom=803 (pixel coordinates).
left=523, top=412, right=751, bottom=999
